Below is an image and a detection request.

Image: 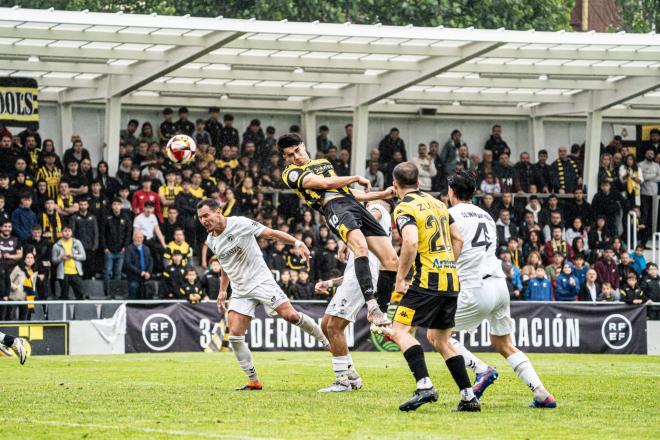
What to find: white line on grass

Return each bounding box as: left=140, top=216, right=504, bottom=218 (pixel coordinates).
left=5, top=419, right=277, bottom=440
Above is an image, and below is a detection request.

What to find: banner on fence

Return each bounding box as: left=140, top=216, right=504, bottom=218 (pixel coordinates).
left=125, top=302, right=647, bottom=354
left=0, top=322, right=68, bottom=355
left=0, top=77, right=39, bottom=127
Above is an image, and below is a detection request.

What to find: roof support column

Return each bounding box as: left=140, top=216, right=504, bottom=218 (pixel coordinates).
left=57, top=102, right=72, bottom=156
left=302, top=111, right=317, bottom=158
left=104, top=96, right=121, bottom=175
left=529, top=117, right=545, bottom=161
left=350, top=104, right=369, bottom=177
left=585, top=109, right=603, bottom=202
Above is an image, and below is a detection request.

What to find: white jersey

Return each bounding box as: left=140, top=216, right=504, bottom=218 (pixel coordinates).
left=449, top=202, right=505, bottom=289
left=343, top=203, right=392, bottom=272
left=205, top=216, right=275, bottom=296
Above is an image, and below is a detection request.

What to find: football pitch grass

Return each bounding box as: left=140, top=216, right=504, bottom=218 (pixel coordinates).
left=1, top=352, right=658, bottom=439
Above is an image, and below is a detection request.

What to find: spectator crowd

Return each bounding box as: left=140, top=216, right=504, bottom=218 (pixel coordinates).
left=0, top=106, right=659, bottom=321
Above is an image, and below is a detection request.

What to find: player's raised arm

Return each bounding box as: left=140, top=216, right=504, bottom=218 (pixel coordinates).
left=352, top=186, right=395, bottom=202
left=258, top=227, right=310, bottom=261
left=301, top=173, right=371, bottom=192
left=449, top=220, right=464, bottom=259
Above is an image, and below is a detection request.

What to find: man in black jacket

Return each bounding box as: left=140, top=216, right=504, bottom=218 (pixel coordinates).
left=161, top=206, right=184, bottom=243
left=641, top=263, right=660, bottom=319
left=564, top=188, right=592, bottom=226
left=205, top=106, right=223, bottom=148
left=102, top=198, right=132, bottom=295
left=531, top=150, right=551, bottom=193
left=175, top=179, right=199, bottom=246
left=550, top=146, right=580, bottom=194
left=377, top=127, right=406, bottom=168
left=483, top=124, right=509, bottom=161
left=71, top=198, right=99, bottom=279
left=591, top=180, right=624, bottom=235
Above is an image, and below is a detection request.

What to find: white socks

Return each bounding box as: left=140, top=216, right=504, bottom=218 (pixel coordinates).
left=229, top=335, right=258, bottom=382
left=295, top=313, right=330, bottom=348
left=461, top=387, right=476, bottom=401
left=332, top=355, right=350, bottom=383
left=416, top=377, right=433, bottom=390
left=507, top=351, right=549, bottom=401
left=346, top=353, right=359, bottom=380
left=451, top=338, right=489, bottom=374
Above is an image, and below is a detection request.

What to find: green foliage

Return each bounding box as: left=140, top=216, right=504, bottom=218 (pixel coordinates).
left=4, top=0, right=574, bottom=31
left=616, top=0, right=659, bottom=33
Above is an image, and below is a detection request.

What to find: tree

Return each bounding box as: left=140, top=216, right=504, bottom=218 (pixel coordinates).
left=2, top=0, right=575, bottom=31
left=615, top=0, right=659, bottom=33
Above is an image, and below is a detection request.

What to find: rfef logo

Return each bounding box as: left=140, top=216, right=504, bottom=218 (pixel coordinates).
left=142, top=313, right=177, bottom=351
left=601, top=314, right=632, bottom=350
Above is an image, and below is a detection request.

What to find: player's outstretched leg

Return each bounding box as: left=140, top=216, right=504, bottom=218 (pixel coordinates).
left=367, top=236, right=399, bottom=313
left=427, top=329, right=480, bottom=412
left=0, top=331, right=27, bottom=365
left=319, top=315, right=361, bottom=393
left=276, top=302, right=330, bottom=350
left=346, top=231, right=389, bottom=326
left=491, top=334, right=556, bottom=408
left=451, top=338, right=499, bottom=399
left=390, top=323, right=438, bottom=412
left=227, top=312, right=262, bottom=391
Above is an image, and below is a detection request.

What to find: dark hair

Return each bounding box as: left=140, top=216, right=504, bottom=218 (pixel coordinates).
left=648, top=263, right=658, bottom=269
left=195, top=118, right=205, bottom=125
left=289, top=124, right=300, bottom=133
left=604, top=246, right=614, bottom=252
left=173, top=227, right=185, bottom=234
left=650, top=128, right=660, bottom=136
left=319, top=125, right=329, bottom=131
left=345, top=123, right=353, bottom=129
left=62, top=224, right=73, bottom=231
left=179, top=106, right=189, bottom=114
left=197, top=198, right=221, bottom=211
left=451, top=129, right=461, bottom=137
left=392, top=162, right=418, bottom=188
left=128, top=119, right=139, bottom=126
left=163, top=107, right=173, bottom=115
left=209, top=106, right=220, bottom=113
left=492, top=124, right=501, bottom=130
left=112, top=197, right=122, bottom=204
left=389, top=127, right=399, bottom=133
left=448, top=170, right=476, bottom=201
left=266, top=126, right=275, bottom=135
left=144, top=201, right=154, bottom=208
left=539, top=149, right=548, bottom=156
left=278, top=133, right=304, bottom=151
left=223, top=114, right=234, bottom=121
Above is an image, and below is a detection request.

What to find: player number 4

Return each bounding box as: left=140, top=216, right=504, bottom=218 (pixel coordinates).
left=471, top=222, right=491, bottom=250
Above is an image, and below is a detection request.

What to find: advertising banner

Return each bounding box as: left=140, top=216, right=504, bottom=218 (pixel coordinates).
left=0, top=77, right=39, bottom=127
left=0, top=322, right=68, bottom=355
left=125, top=302, right=647, bottom=354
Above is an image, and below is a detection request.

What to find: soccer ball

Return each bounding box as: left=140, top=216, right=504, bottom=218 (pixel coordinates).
left=165, top=134, right=197, bottom=164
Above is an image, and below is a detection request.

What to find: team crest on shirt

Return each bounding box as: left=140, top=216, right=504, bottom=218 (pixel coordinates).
left=396, top=216, right=408, bottom=229
left=227, top=234, right=235, bottom=242
left=288, top=170, right=299, bottom=183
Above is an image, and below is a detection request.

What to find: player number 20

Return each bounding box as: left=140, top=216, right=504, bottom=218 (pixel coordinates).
left=425, top=215, right=449, bottom=253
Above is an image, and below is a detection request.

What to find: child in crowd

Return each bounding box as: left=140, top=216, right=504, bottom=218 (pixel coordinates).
left=597, top=282, right=615, bottom=302
left=183, top=268, right=204, bottom=304
left=163, top=250, right=186, bottom=299
left=555, top=263, right=579, bottom=301
left=620, top=272, right=649, bottom=305
left=525, top=267, right=553, bottom=301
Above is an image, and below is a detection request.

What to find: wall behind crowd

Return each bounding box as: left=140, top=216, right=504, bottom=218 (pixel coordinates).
left=40, top=103, right=625, bottom=165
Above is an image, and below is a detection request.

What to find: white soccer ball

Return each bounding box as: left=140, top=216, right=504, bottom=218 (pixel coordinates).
left=165, top=134, right=197, bottom=165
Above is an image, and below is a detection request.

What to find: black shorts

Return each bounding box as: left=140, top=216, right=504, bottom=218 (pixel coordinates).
left=393, top=288, right=458, bottom=330
left=323, top=196, right=386, bottom=243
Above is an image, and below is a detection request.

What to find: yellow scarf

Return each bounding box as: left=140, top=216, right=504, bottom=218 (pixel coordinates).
left=551, top=239, right=567, bottom=255
left=626, top=168, right=640, bottom=196
left=222, top=199, right=236, bottom=216
left=42, top=212, right=63, bottom=242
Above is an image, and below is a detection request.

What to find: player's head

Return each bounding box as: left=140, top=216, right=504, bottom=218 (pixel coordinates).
left=392, top=162, right=419, bottom=197
left=197, top=198, right=225, bottom=233
left=448, top=170, right=476, bottom=205
left=278, top=133, right=310, bottom=166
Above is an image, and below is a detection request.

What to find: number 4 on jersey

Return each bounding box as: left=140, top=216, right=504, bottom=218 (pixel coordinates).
left=471, top=222, right=491, bottom=250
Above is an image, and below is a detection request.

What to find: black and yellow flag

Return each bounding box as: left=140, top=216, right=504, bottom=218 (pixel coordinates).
left=0, top=77, right=39, bottom=127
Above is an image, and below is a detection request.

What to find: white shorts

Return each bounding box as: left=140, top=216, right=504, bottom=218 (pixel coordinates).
left=228, top=282, right=289, bottom=318
left=325, top=256, right=378, bottom=322
left=454, top=276, right=514, bottom=336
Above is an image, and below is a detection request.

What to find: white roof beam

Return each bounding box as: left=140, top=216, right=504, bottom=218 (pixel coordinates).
left=0, top=25, right=208, bottom=46
left=392, top=91, right=574, bottom=103
left=452, top=62, right=660, bottom=77
left=199, top=54, right=419, bottom=71
left=5, top=7, right=658, bottom=46
left=421, top=76, right=617, bottom=90
left=139, top=82, right=340, bottom=98
left=0, top=59, right=131, bottom=75
left=173, top=68, right=380, bottom=84
left=306, top=41, right=503, bottom=111
left=492, top=48, right=660, bottom=62
left=59, top=30, right=243, bottom=103
left=532, top=76, right=660, bottom=116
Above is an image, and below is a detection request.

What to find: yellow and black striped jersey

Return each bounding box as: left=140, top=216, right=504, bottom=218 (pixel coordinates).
left=394, top=191, right=460, bottom=294
left=35, top=166, right=62, bottom=199
left=282, top=159, right=353, bottom=212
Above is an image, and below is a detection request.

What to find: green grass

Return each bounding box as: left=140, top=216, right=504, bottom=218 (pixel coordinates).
left=1, top=352, right=659, bottom=439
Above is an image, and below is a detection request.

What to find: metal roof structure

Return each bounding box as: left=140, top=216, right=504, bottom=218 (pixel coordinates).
left=1, top=6, right=659, bottom=198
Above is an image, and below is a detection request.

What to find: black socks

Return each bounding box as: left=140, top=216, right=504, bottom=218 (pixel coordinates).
left=403, top=345, right=429, bottom=382
left=354, top=256, right=376, bottom=302
left=376, top=270, right=396, bottom=312
left=2, top=334, right=15, bottom=347
left=445, top=355, right=472, bottom=391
